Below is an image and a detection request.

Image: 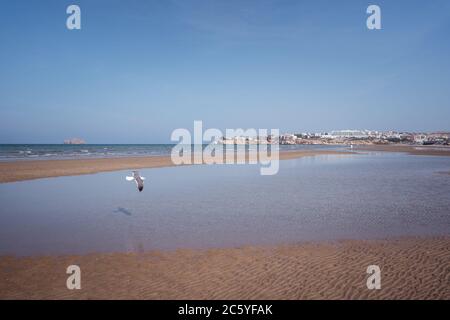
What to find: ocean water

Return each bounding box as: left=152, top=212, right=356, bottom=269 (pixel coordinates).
left=0, top=144, right=176, bottom=160
left=0, top=144, right=344, bottom=161
left=0, top=152, right=449, bottom=256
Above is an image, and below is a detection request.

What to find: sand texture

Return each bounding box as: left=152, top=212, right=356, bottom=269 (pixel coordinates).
left=1, top=237, right=449, bottom=300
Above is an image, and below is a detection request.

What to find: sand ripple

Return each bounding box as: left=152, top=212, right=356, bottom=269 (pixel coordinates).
left=0, top=237, right=449, bottom=299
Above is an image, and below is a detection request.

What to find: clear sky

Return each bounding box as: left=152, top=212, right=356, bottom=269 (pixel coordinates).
left=1, top=0, right=449, bottom=143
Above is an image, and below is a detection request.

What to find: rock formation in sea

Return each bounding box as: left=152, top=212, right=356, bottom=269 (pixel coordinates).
left=63, top=138, right=86, bottom=144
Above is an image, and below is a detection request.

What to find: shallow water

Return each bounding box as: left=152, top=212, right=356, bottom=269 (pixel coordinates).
left=0, top=153, right=449, bottom=256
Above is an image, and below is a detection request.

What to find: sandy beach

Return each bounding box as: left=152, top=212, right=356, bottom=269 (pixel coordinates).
left=1, top=237, right=448, bottom=300
left=0, top=149, right=350, bottom=183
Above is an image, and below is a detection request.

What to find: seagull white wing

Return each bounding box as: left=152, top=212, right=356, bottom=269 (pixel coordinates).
left=126, top=176, right=134, bottom=181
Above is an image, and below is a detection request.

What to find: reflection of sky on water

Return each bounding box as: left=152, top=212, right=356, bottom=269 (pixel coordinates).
left=0, top=153, right=449, bottom=256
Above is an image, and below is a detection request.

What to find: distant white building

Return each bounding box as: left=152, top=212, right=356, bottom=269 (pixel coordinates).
left=414, top=134, right=427, bottom=144
left=329, top=130, right=369, bottom=139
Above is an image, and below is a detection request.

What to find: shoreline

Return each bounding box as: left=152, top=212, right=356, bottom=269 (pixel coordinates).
left=0, top=149, right=351, bottom=183
left=354, top=144, right=450, bottom=156
left=2, top=144, right=450, bottom=183
left=1, top=236, right=448, bottom=299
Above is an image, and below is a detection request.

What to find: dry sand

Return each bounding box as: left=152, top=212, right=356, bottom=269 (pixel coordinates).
left=0, top=150, right=350, bottom=183
left=1, top=237, right=449, bottom=300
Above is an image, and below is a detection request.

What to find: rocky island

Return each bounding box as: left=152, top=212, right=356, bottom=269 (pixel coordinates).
left=63, top=138, right=86, bottom=145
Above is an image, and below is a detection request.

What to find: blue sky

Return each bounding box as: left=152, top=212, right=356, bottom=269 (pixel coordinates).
left=0, top=0, right=449, bottom=143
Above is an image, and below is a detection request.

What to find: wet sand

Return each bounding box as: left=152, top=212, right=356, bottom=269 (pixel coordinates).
left=0, top=237, right=448, bottom=299
left=0, top=150, right=349, bottom=183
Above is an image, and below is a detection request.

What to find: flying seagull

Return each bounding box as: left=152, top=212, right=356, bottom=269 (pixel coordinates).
left=126, top=171, right=146, bottom=192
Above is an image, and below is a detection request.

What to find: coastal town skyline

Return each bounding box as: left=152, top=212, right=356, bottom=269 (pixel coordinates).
left=22, top=128, right=450, bottom=145
left=0, top=128, right=450, bottom=145
left=2, top=127, right=450, bottom=145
